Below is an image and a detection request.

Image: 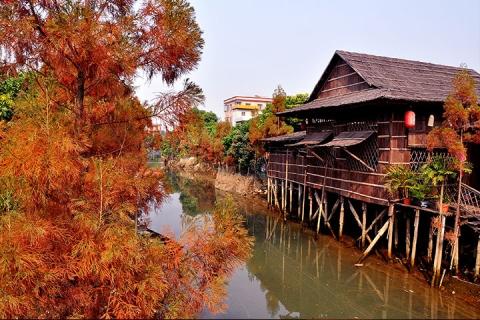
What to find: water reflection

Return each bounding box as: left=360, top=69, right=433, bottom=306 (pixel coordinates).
left=148, top=175, right=479, bottom=319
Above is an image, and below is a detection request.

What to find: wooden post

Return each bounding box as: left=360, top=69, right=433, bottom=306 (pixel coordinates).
left=357, top=219, right=390, bottom=264
left=387, top=204, right=395, bottom=260
left=427, top=219, right=433, bottom=263
left=289, top=181, right=293, bottom=214
left=267, top=178, right=271, bottom=207
left=432, top=214, right=446, bottom=287
left=406, top=215, right=411, bottom=260
left=301, top=184, right=306, bottom=222
left=432, top=182, right=446, bottom=287
left=410, top=209, right=420, bottom=270
left=297, top=184, right=302, bottom=217
left=361, top=203, right=367, bottom=249
left=339, top=196, right=345, bottom=239
left=475, top=236, right=480, bottom=280
left=309, top=189, right=313, bottom=220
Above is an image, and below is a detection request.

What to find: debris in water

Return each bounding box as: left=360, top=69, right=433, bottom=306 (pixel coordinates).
left=354, top=263, right=364, bottom=267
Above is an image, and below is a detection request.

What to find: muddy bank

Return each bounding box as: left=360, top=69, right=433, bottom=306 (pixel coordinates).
left=166, top=157, right=267, bottom=198
left=214, top=171, right=265, bottom=197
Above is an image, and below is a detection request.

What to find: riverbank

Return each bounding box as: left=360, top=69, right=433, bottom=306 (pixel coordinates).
left=166, top=157, right=266, bottom=197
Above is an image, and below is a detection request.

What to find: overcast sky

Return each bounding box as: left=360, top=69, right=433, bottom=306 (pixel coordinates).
left=134, top=0, right=480, bottom=119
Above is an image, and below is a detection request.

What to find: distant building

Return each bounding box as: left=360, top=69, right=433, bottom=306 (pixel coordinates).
left=224, top=95, right=273, bottom=126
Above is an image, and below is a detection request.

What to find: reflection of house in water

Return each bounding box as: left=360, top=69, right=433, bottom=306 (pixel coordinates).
left=243, top=213, right=475, bottom=319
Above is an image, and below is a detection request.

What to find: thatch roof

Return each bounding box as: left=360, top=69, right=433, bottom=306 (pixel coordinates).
left=279, top=50, right=480, bottom=116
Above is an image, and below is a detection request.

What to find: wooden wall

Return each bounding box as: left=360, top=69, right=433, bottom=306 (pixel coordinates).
left=317, top=57, right=370, bottom=99
left=266, top=102, right=450, bottom=206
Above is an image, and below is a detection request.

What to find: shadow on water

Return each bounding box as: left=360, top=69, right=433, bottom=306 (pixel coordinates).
left=147, top=173, right=479, bottom=319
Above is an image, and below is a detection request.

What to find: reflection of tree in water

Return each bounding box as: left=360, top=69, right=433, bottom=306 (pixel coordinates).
left=265, top=290, right=281, bottom=318
left=164, top=173, right=217, bottom=216
left=179, top=192, right=199, bottom=216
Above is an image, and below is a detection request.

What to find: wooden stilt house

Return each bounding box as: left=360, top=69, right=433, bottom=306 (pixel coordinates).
left=262, top=50, right=480, bottom=283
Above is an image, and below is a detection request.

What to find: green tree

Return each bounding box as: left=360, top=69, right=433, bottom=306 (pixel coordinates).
left=0, top=74, right=26, bottom=121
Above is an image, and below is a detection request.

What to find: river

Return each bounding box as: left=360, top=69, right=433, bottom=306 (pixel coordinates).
left=147, top=174, right=479, bottom=319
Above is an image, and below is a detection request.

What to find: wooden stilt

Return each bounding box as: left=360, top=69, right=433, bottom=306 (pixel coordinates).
left=394, top=214, right=398, bottom=249
left=297, top=184, right=302, bottom=217
left=432, top=214, right=446, bottom=287
left=301, top=184, right=306, bottom=222
left=289, top=181, right=293, bottom=214
left=410, top=209, right=420, bottom=270
left=267, top=178, right=270, bottom=207
left=406, top=215, right=411, bottom=260
left=339, top=196, right=345, bottom=239
left=475, top=236, right=480, bottom=280
left=357, top=219, right=390, bottom=264
left=348, top=200, right=373, bottom=243
left=387, top=204, right=395, bottom=260
left=309, top=189, right=313, bottom=220
left=361, top=203, right=367, bottom=249
left=427, top=219, right=434, bottom=263
left=315, top=191, right=336, bottom=238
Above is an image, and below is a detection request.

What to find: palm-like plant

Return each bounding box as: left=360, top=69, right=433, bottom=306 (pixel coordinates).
left=384, top=165, right=416, bottom=200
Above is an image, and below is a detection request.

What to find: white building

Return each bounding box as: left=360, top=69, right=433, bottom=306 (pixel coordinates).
left=224, top=95, right=273, bottom=126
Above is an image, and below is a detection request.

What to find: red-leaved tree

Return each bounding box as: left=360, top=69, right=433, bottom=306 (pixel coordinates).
left=0, top=1, right=252, bottom=318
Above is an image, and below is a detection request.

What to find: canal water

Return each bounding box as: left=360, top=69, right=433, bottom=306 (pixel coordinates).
left=147, top=174, right=479, bottom=319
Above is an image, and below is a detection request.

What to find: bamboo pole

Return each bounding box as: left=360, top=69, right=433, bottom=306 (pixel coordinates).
left=410, top=209, right=420, bottom=270
left=361, top=203, right=367, bottom=249
left=348, top=200, right=373, bottom=243
left=387, top=204, right=395, bottom=260
left=339, top=196, right=345, bottom=239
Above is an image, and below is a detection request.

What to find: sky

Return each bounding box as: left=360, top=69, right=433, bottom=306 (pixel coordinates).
left=134, top=0, right=480, bottom=119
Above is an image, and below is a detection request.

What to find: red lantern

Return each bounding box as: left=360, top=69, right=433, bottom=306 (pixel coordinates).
left=405, top=110, right=415, bottom=129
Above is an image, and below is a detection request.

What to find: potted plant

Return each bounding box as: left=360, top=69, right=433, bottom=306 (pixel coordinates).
left=420, top=156, right=457, bottom=213
left=410, top=176, right=432, bottom=208
left=384, top=164, right=416, bottom=205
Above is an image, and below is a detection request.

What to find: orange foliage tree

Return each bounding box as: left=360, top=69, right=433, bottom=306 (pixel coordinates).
left=426, top=69, right=480, bottom=273
left=249, top=85, right=294, bottom=155
left=0, top=1, right=252, bottom=318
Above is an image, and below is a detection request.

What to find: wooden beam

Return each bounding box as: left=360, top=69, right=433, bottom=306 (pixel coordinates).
left=289, top=181, right=293, bottom=214
left=328, top=198, right=340, bottom=222
left=342, top=147, right=375, bottom=172
left=410, top=209, right=420, bottom=270
left=357, top=219, right=390, bottom=264
left=310, top=149, right=325, bottom=163
left=315, top=191, right=336, bottom=239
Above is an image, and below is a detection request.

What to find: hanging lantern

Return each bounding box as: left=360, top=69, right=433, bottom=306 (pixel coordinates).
left=404, top=110, right=415, bottom=129
left=427, top=114, right=435, bottom=127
